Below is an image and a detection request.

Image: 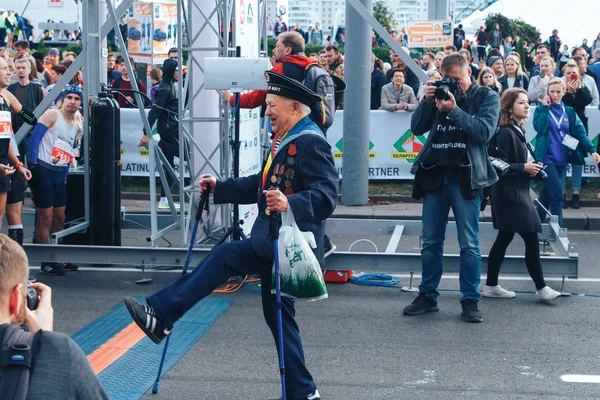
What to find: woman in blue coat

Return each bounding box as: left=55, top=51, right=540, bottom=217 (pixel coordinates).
left=533, top=78, right=600, bottom=227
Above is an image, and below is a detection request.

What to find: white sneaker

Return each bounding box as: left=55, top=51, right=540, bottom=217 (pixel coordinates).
left=158, top=200, right=180, bottom=210
left=482, top=285, right=516, bottom=298
left=537, top=286, right=561, bottom=301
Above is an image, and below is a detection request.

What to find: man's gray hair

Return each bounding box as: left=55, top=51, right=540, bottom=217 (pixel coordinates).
left=300, top=103, right=311, bottom=116
left=594, top=48, right=600, bottom=59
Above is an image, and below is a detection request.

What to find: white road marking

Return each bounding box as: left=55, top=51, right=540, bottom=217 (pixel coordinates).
left=561, top=375, right=600, bottom=383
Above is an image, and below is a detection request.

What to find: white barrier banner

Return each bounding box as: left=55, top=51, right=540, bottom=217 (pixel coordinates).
left=325, top=108, right=600, bottom=179
left=119, top=109, right=192, bottom=177
left=120, top=107, right=600, bottom=180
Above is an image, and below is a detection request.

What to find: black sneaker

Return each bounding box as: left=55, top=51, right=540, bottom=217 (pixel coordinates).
left=571, top=194, right=580, bottom=209
left=539, top=239, right=550, bottom=246
left=61, top=263, right=79, bottom=271
left=461, top=300, right=483, bottom=323
left=124, top=297, right=171, bottom=344
left=323, top=235, right=336, bottom=258
left=40, top=262, right=65, bottom=276
left=403, top=293, right=439, bottom=315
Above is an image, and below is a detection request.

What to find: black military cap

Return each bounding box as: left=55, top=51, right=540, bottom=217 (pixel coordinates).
left=265, top=71, right=321, bottom=107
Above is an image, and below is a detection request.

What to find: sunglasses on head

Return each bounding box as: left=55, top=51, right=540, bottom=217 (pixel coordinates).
left=64, top=85, right=83, bottom=94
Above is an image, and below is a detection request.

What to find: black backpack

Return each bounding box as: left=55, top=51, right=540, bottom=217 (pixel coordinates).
left=0, top=324, right=42, bottom=400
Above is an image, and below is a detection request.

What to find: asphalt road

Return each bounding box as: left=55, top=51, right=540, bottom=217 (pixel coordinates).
left=30, top=230, right=600, bottom=399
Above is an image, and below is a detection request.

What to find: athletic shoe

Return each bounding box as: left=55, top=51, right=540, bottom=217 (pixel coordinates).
left=537, top=286, right=561, bottom=302
left=124, top=297, right=171, bottom=344
left=482, top=285, right=516, bottom=298
left=539, top=239, right=550, bottom=246
left=305, top=390, right=320, bottom=400
left=461, top=300, right=483, bottom=323
left=158, top=199, right=180, bottom=210
left=403, top=293, right=439, bottom=315
left=61, top=263, right=79, bottom=271
left=270, top=389, right=320, bottom=400
left=323, top=235, right=336, bottom=258
left=40, top=262, right=65, bottom=276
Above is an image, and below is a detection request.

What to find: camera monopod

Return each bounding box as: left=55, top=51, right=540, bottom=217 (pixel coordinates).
left=269, top=201, right=286, bottom=400
left=152, top=179, right=211, bottom=394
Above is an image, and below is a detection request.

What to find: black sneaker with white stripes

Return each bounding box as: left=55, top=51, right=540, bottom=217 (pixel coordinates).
left=323, top=235, right=336, bottom=258
left=124, top=297, right=171, bottom=344
left=62, top=263, right=79, bottom=271
left=40, top=262, right=65, bottom=276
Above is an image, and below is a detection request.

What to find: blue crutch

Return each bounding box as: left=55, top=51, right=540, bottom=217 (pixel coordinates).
left=152, top=182, right=211, bottom=394
left=269, top=206, right=286, bottom=399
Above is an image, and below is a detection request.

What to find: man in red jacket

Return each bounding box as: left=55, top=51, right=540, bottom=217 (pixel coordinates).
left=221, top=31, right=337, bottom=257
left=221, top=31, right=315, bottom=108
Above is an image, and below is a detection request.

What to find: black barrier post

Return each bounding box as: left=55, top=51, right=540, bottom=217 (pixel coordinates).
left=90, top=87, right=122, bottom=246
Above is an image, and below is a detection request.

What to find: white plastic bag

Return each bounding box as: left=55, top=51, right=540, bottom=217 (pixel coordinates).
left=271, top=208, right=328, bottom=301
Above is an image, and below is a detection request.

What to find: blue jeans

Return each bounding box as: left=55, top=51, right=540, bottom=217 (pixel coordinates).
left=562, top=164, right=582, bottom=192
left=419, top=175, right=483, bottom=303
left=537, top=164, right=566, bottom=227
left=147, top=239, right=317, bottom=399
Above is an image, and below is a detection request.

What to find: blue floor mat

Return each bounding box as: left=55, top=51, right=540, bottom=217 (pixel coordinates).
left=72, top=296, right=232, bottom=400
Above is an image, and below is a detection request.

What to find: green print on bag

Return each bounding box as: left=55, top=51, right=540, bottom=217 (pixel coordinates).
left=272, top=208, right=328, bottom=301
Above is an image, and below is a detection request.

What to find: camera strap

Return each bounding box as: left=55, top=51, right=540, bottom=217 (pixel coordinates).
left=512, top=125, right=537, bottom=162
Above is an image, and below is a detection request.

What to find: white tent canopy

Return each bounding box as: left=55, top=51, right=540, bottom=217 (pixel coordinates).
left=459, top=0, right=599, bottom=49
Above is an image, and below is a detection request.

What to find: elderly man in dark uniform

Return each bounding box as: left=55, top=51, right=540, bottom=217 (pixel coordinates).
left=124, top=71, right=339, bottom=400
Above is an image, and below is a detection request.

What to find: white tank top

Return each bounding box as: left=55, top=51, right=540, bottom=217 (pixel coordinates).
left=38, top=110, right=80, bottom=170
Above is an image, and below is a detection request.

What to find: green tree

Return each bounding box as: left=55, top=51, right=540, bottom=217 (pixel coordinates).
left=373, top=1, right=397, bottom=40
left=484, top=13, right=540, bottom=44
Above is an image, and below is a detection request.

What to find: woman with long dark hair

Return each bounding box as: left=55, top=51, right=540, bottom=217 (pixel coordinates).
left=484, top=88, right=561, bottom=301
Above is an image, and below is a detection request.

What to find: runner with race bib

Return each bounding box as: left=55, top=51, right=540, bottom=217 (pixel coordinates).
left=28, top=85, right=83, bottom=276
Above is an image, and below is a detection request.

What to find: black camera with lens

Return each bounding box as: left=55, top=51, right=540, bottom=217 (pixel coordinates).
left=432, top=76, right=461, bottom=101
left=27, top=286, right=40, bottom=310
left=533, top=162, right=549, bottom=182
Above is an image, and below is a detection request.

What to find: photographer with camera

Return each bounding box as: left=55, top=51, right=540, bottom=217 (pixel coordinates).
left=404, top=53, right=500, bottom=323
left=533, top=78, right=600, bottom=227
left=0, top=234, right=109, bottom=399
left=484, top=88, right=561, bottom=301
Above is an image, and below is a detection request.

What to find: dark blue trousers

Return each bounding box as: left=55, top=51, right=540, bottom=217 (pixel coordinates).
left=147, top=239, right=317, bottom=399
left=536, top=164, right=566, bottom=227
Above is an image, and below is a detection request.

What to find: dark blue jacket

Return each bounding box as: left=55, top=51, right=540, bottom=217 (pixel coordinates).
left=410, top=82, right=501, bottom=189
left=214, top=117, right=339, bottom=266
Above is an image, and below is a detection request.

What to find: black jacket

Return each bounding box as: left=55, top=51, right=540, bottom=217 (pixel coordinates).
left=489, top=125, right=541, bottom=233
left=498, top=74, right=530, bottom=92
left=370, top=68, right=388, bottom=110
left=561, top=85, right=592, bottom=133
left=148, top=59, right=179, bottom=135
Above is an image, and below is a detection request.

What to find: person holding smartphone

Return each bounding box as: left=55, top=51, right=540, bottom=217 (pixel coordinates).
left=528, top=56, right=556, bottom=105
left=532, top=78, right=600, bottom=226
left=560, top=61, right=594, bottom=208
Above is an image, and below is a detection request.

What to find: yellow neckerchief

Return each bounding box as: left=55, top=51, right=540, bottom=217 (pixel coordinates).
left=261, top=131, right=289, bottom=190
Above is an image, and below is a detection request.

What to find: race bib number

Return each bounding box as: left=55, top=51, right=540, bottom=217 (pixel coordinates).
left=0, top=111, right=12, bottom=139
left=51, top=138, right=73, bottom=166
left=562, top=134, right=579, bottom=151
